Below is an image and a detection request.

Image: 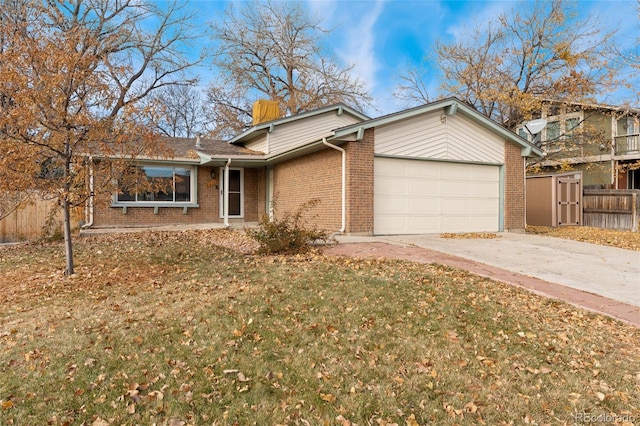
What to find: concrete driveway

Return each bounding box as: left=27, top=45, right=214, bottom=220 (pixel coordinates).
left=375, top=232, right=640, bottom=307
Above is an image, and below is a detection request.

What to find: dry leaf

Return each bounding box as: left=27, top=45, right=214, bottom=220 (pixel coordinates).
left=237, top=372, right=251, bottom=382
left=320, top=393, right=336, bottom=402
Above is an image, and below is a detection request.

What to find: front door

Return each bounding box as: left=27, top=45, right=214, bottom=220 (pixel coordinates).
left=219, top=168, right=243, bottom=218
left=556, top=177, right=581, bottom=226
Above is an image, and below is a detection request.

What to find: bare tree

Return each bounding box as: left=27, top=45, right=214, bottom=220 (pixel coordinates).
left=398, top=0, right=617, bottom=130
left=207, top=1, right=371, bottom=137
left=393, top=67, right=432, bottom=107
left=0, top=0, right=202, bottom=275
left=146, top=85, right=211, bottom=138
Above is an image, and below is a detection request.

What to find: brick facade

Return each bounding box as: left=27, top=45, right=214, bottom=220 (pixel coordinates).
left=272, top=149, right=342, bottom=232
left=92, top=166, right=261, bottom=227
left=344, top=129, right=374, bottom=234
left=504, top=142, right=526, bottom=231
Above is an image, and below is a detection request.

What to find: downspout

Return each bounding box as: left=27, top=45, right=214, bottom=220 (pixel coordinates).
left=81, top=156, right=94, bottom=229
left=223, top=158, right=231, bottom=228
left=322, top=138, right=346, bottom=234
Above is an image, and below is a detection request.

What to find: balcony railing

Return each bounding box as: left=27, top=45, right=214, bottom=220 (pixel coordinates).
left=615, top=133, right=640, bottom=155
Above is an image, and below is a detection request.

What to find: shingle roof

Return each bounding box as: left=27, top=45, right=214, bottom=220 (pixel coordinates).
left=163, top=137, right=264, bottom=159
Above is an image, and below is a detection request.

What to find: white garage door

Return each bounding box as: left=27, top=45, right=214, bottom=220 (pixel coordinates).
left=374, top=157, right=500, bottom=234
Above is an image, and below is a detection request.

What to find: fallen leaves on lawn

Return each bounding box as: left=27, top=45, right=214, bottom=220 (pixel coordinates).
left=1, top=228, right=639, bottom=425
left=527, top=226, right=640, bottom=250
left=440, top=232, right=500, bottom=239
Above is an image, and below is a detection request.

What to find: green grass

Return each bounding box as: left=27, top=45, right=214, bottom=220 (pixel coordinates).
left=1, top=230, right=638, bottom=425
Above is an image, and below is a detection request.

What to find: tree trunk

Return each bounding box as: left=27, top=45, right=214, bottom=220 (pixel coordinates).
left=62, top=196, right=74, bottom=276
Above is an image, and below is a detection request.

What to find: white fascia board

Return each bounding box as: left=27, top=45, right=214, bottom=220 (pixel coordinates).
left=95, top=153, right=203, bottom=165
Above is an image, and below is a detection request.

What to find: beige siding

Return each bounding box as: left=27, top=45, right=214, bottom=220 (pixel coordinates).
left=267, top=112, right=360, bottom=155
left=244, top=135, right=268, bottom=153
left=375, top=112, right=505, bottom=164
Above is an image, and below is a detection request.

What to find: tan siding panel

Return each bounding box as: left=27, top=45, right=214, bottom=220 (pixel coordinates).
left=375, top=112, right=505, bottom=164
left=244, top=135, right=268, bottom=153
left=269, top=113, right=362, bottom=155
left=447, top=115, right=504, bottom=163
left=375, top=113, right=447, bottom=158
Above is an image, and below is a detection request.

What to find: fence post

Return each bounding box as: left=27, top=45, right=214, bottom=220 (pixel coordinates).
left=633, top=191, right=638, bottom=233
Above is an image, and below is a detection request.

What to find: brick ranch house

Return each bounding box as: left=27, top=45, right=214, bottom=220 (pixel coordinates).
left=86, top=98, right=543, bottom=235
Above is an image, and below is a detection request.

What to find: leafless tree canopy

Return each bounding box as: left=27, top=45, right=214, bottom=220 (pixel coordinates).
left=207, top=1, right=371, bottom=138
left=146, top=85, right=211, bottom=138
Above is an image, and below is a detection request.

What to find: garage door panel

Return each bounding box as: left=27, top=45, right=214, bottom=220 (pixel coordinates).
left=407, top=161, right=439, bottom=178
left=439, top=164, right=467, bottom=179
left=441, top=198, right=470, bottom=214
left=375, top=195, right=408, bottom=214
left=376, top=215, right=409, bottom=234
left=440, top=215, right=472, bottom=233
left=471, top=181, right=498, bottom=196
left=441, top=180, right=471, bottom=195
left=408, top=197, right=439, bottom=213
left=378, top=176, right=408, bottom=194
left=471, top=215, right=499, bottom=230
left=470, top=166, right=498, bottom=180
left=374, top=158, right=500, bottom=234
left=408, top=180, right=438, bottom=196
left=407, top=216, right=440, bottom=233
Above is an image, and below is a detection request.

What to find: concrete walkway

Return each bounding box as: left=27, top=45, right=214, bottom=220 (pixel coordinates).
left=327, top=233, right=640, bottom=327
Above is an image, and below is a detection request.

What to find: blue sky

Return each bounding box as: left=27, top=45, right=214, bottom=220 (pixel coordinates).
left=185, top=0, right=639, bottom=116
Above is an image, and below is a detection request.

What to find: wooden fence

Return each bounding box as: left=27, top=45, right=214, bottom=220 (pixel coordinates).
left=0, top=195, right=62, bottom=243
left=582, top=189, right=639, bottom=232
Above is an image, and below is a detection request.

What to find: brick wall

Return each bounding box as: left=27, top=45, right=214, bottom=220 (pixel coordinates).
left=272, top=149, right=342, bottom=232
left=504, top=142, right=526, bottom=230
left=243, top=168, right=261, bottom=222
left=92, top=166, right=261, bottom=227
left=345, top=128, right=374, bottom=234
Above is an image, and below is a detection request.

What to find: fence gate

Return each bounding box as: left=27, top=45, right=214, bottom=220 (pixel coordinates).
left=557, top=177, right=581, bottom=226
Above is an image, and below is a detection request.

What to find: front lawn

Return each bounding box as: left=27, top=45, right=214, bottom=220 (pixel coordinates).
left=1, top=230, right=638, bottom=425
left=527, top=226, right=640, bottom=251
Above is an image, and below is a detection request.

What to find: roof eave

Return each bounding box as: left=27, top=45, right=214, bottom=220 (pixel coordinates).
left=333, top=98, right=544, bottom=157
left=229, top=103, right=370, bottom=145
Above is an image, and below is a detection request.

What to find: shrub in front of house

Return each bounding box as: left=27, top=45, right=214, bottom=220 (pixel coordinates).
left=246, top=198, right=333, bottom=255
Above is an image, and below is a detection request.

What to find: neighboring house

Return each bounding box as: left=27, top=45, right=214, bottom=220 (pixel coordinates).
left=517, top=100, right=640, bottom=189
left=87, top=98, right=542, bottom=235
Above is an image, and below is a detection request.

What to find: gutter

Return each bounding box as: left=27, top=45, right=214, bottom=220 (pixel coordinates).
left=81, top=156, right=94, bottom=229
left=322, top=138, right=346, bottom=234
left=223, top=158, right=231, bottom=227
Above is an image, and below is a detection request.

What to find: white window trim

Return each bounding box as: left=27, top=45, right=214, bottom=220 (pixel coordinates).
left=112, top=164, right=199, bottom=208
left=219, top=167, right=244, bottom=219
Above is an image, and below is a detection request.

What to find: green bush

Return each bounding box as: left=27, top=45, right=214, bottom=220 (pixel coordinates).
left=246, top=198, right=333, bottom=255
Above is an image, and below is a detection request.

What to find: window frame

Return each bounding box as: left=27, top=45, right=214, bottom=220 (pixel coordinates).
left=112, top=163, right=199, bottom=208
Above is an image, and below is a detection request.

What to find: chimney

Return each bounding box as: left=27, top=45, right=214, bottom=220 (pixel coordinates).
left=195, top=134, right=202, bottom=149
left=253, top=100, right=281, bottom=126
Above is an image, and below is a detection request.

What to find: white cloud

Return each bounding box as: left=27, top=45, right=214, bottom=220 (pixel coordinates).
left=333, top=2, right=385, bottom=92
left=444, top=1, right=515, bottom=43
